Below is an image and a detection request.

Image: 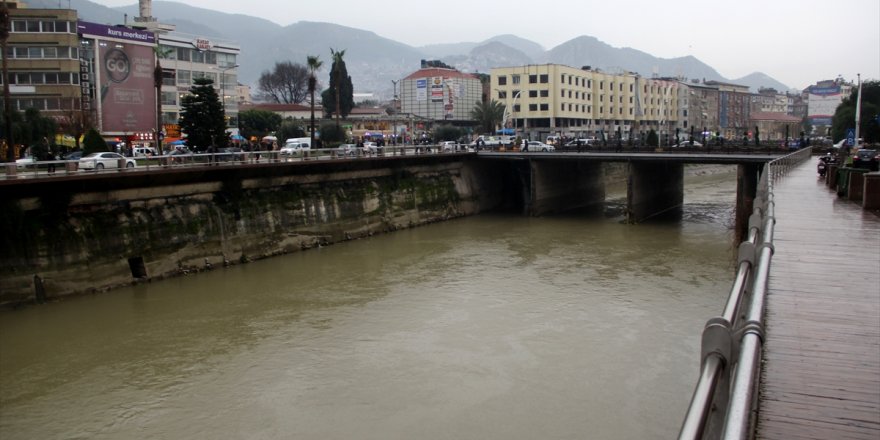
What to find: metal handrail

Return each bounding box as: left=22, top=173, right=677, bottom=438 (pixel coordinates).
left=678, top=147, right=812, bottom=440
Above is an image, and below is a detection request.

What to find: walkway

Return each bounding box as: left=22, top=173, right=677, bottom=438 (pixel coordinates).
left=758, top=161, right=880, bottom=439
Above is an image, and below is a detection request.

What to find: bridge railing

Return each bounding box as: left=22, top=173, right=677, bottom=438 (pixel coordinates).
left=678, top=147, right=812, bottom=440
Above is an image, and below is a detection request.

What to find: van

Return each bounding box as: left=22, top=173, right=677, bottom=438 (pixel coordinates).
left=133, top=147, right=157, bottom=157
left=284, top=137, right=311, bottom=148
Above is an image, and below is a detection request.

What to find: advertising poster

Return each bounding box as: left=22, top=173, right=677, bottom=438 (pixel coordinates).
left=99, top=42, right=156, bottom=134
left=431, top=76, right=444, bottom=103
left=807, top=85, right=842, bottom=126
left=416, top=79, right=427, bottom=101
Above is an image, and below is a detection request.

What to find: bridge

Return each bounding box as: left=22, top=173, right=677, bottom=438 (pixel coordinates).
left=678, top=148, right=880, bottom=439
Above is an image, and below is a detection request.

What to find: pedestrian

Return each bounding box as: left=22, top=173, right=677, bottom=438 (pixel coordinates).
left=521, top=137, right=528, bottom=152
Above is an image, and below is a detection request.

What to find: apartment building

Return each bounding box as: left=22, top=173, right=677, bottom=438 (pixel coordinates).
left=490, top=64, right=679, bottom=143
left=4, top=6, right=82, bottom=125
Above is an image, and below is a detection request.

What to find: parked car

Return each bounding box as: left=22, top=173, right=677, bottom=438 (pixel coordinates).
left=62, top=150, right=83, bottom=161
left=852, top=149, right=879, bottom=171
left=79, top=152, right=137, bottom=170
left=133, top=147, right=158, bottom=157
left=216, top=146, right=244, bottom=162
left=15, top=156, right=37, bottom=168
left=440, top=141, right=460, bottom=152
left=279, top=141, right=310, bottom=157
left=564, top=138, right=598, bottom=148
left=524, top=141, right=555, bottom=152
left=362, top=141, right=380, bottom=155
left=336, top=143, right=357, bottom=157
left=675, top=141, right=703, bottom=148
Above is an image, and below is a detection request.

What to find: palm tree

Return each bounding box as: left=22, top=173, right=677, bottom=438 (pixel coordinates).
left=330, top=48, right=345, bottom=128
left=471, top=100, right=506, bottom=134
left=306, top=55, right=322, bottom=148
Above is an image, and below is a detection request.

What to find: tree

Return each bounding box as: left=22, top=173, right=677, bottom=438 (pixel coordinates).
left=238, top=109, right=282, bottom=141
left=318, top=121, right=345, bottom=146
left=0, top=2, right=12, bottom=162
left=178, top=77, right=228, bottom=151
left=471, top=100, right=506, bottom=134
left=754, top=126, right=760, bottom=146
left=276, top=119, right=306, bottom=143
left=256, top=61, right=310, bottom=104
left=322, top=48, right=354, bottom=124
left=306, top=55, right=323, bottom=148
left=82, top=128, right=106, bottom=155
left=433, top=124, right=463, bottom=142
left=832, top=80, right=880, bottom=144
left=646, top=129, right=659, bottom=147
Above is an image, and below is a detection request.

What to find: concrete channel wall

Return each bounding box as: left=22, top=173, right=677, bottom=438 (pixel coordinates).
left=0, top=156, right=505, bottom=306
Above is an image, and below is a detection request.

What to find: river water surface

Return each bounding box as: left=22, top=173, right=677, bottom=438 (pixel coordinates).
left=0, top=168, right=738, bottom=439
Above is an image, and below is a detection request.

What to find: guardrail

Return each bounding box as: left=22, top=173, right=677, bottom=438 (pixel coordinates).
left=678, top=146, right=812, bottom=440
left=1, top=144, right=471, bottom=180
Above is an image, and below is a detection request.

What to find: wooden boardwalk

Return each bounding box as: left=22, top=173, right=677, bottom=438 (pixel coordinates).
left=757, top=161, right=880, bottom=439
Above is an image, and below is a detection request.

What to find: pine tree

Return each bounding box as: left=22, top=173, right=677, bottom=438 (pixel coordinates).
left=178, top=77, right=228, bottom=152
left=321, top=49, right=353, bottom=123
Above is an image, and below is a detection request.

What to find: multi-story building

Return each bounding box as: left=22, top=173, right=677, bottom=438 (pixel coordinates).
left=490, top=64, right=680, bottom=143
left=399, top=65, right=482, bottom=124
left=806, top=78, right=852, bottom=134
left=4, top=6, right=82, bottom=134
left=705, top=80, right=751, bottom=140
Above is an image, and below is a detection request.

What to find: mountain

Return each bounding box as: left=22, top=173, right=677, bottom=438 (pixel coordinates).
left=733, top=72, right=796, bottom=93
left=27, top=0, right=793, bottom=98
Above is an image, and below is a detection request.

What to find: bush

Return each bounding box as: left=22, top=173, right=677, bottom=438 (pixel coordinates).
left=318, top=122, right=345, bottom=147
left=433, top=124, right=463, bottom=142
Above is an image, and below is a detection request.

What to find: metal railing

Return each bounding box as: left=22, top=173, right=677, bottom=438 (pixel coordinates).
left=1, top=144, right=472, bottom=180
left=678, top=147, right=812, bottom=440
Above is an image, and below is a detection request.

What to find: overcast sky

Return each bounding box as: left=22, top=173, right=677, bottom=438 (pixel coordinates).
left=91, top=0, right=879, bottom=91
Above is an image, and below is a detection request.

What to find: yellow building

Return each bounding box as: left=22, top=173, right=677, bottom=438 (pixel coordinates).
left=490, top=64, right=679, bottom=144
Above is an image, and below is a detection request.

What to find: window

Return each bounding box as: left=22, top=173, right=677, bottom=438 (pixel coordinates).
left=177, top=47, right=191, bottom=61
left=529, top=90, right=538, bottom=98
left=177, top=70, right=191, bottom=86
left=513, top=104, right=521, bottom=112
left=512, top=75, right=521, bottom=84
left=161, top=91, right=177, bottom=105
left=600, top=81, right=604, bottom=90
left=539, top=90, right=548, bottom=97
left=540, top=103, right=548, bottom=111
left=529, top=75, right=537, bottom=84
left=498, top=90, right=507, bottom=99
left=498, top=76, right=507, bottom=86
left=539, top=74, right=548, bottom=83
left=529, top=104, right=538, bottom=111
left=561, top=90, right=565, bottom=98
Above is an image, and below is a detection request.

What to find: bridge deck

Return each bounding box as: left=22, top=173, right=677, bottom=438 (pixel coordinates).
left=758, top=161, right=880, bottom=439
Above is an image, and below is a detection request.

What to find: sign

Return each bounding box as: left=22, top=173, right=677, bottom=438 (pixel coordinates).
left=77, top=21, right=155, bottom=44
left=193, top=38, right=213, bottom=51
left=431, top=76, right=444, bottom=103
left=846, top=128, right=855, bottom=147
left=416, top=79, right=427, bottom=101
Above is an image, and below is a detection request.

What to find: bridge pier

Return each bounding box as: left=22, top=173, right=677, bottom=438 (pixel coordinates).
left=626, top=162, right=684, bottom=223
left=528, top=160, right=605, bottom=216
left=735, top=163, right=761, bottom=243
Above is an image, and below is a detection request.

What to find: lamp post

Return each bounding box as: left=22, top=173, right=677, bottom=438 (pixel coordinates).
left=218, top=63, right=239, bottom=126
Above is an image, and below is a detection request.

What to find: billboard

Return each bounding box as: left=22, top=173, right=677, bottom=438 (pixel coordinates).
left=416, top=79, right=427, bottom=101
left=431, top=77, right=444, bottom=102
left=78, top=22, right=156, bottom=135
left=807, top=85, right=842, bottom=126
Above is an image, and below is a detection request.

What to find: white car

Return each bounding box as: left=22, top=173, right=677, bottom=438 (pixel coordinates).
left=15, top=156, right=37, bottom=168
left=279, top=141, right=310, bottom=157
left=524, top=141, right=555, bottom=152
left=675, top=141, right=703, bottom=148
left=79, top=152, right=137, bottom=170
left=440, top=141, right=460, bottom=152
left=362, top=141, right=379, bottom=154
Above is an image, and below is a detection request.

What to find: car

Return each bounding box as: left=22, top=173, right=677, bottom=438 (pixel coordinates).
left=852, top=149, right=879, bottom=171
left=62, top=150, right=83, bottom=161
left=169, top=147, right=193, bottom=163
left=79, top=152, right=137, bottom=170
left=216, top=146, right=244, bottom=162
left=563, top=138, right=598, bottom=148
left=15, top=156, right=37, bottom=168
left=133, top=147, right=158, bottom=157
left=675, top=140, right=703, bottom=148
left=440, top=141, right=460, bottom=152
left=524, top=141, right=555, bottom=152
left=336, top=143, right=357, bottom=157
left=362, top=141, right=380, bottom=155
left=279, top=141, right=310, bottom=157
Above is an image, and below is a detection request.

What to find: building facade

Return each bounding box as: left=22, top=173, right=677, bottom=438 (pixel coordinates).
left=399, top=67, right=482, bottom=123
left=489, top=64, right=680, bottom=143
left=4, top=7, right=82, bottom=127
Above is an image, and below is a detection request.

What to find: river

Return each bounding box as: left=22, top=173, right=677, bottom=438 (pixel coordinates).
left=0, top=166, right=738, bottom=439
